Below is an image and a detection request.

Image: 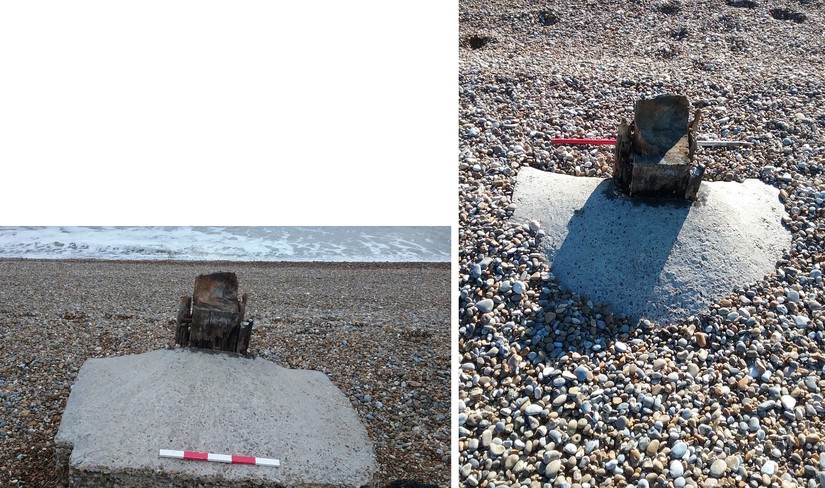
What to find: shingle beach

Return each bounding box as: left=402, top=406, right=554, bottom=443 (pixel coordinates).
left=0, top=259, right=450, bottom=487
left=459, top=0, right=825, bottom=487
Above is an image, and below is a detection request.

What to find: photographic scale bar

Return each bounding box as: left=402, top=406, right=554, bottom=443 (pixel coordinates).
left=159, top=449, right=280, bottom=467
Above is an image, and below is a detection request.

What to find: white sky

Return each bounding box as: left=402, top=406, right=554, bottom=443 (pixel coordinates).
left=0, top=1, right=457, bottom=226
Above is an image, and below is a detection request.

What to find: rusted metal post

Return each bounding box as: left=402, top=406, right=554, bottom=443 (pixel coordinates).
left=613, top=95, right=705, bottom=199
left=175, top=272, right=253, bottom=354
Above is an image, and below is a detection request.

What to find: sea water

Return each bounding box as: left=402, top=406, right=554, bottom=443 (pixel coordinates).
left=0, top=227, right=450, bottom=262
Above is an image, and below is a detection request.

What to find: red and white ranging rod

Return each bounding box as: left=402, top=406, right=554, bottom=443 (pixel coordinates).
left=159, top=449, right=280, bottom=467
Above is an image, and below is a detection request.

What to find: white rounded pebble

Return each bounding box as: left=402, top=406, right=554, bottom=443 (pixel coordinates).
left=669, top=460, right=684, bottom=478
left=710, top=459, right=727, bottom=478
left=545, top=458, right=561, bottom=476
left=524, top=404, right=543, bottom=416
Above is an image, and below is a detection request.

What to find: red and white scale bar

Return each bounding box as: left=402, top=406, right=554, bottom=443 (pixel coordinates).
left=159, top=449, right=279, bottom=467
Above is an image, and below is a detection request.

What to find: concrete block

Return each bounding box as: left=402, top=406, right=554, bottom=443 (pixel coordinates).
left=55, top=349, right=376, bottom=487
left=513, top=167, right=790, bottom=324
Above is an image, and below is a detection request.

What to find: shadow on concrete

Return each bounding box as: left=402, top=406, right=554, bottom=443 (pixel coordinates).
left=551, top=179, right=692, bottom=322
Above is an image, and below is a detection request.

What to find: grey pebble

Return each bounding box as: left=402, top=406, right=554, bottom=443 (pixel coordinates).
left=671, top=441, right=688, bottom=459
left=574, top=365, right=590, bottom=382
left=795, top=315, right=810, bottom=328
left=543, top=449, right=561, bottom=463
left=476, top=299, right=494, bottom=313
left=710, top=459, right=727, bottom=477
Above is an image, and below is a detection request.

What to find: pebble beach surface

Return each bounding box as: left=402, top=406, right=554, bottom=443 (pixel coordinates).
left=0, top=259, right=450, bottom=487
left=459, top=1, right=825, bottom=487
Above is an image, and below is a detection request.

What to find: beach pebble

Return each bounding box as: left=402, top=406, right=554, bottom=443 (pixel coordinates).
left=525, top=404, right=543, bottom=416
left=669, top=460, right=684, bottom=478
left=490, top=444, right=506, bottom=456
left=545, top=459, right=562, bottom=476
left=505, top=453, right=519, bottom=469
left=544, top=450, right=561, bottom=463
left=476, top=299, right=494, bottom=313
left=671, top=441, right=688, bottom=459
left=646, top=439, right=661, bottom=456
left=574, top=365, right=590, bottom=382
left=710, top=459, right=727, bottom=478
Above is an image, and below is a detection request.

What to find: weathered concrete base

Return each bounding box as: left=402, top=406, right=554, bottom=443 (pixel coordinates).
left=512, top=167, right=790, bottom=324
left=55, top=349, right=376, bottom=487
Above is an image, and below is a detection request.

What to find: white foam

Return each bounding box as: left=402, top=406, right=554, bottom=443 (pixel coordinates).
left=0, top=227, right=450, bottom=262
